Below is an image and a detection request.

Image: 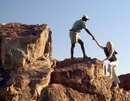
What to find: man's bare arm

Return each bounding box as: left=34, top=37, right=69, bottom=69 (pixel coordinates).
left=85, top=28, right=94, bottom=38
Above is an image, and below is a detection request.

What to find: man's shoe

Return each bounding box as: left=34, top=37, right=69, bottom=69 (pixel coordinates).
left=83, top=55, right=91, bottom=59
left=70, top=57, right=78, bottom=63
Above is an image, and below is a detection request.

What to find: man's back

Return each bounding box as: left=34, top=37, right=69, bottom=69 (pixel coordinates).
left=71, top=19, right=86, bottom=32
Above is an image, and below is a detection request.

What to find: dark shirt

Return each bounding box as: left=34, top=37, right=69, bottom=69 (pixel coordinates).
left=104, top=47, right=117, bottom=62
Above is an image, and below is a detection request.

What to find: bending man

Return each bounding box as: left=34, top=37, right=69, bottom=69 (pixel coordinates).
left=69, top=15, right=94, bottom=59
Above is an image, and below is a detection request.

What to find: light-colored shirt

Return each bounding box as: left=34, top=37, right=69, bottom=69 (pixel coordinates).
left=71, top=19, right=87, bottom=33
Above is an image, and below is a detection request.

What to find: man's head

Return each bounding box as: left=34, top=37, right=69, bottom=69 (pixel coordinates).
left=82, top=15, right=89, bottom=21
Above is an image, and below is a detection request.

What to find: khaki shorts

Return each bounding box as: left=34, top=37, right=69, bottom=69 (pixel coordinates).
left=69, top=31, right=81, bottom=43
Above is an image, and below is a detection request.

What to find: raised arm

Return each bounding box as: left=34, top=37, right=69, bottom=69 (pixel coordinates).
left=93, top=38, right=104, bottom=49
left=85, top=28, right=94, bottom=39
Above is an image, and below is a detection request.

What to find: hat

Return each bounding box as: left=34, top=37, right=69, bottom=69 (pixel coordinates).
left=82, top=15, right=89, bottom=20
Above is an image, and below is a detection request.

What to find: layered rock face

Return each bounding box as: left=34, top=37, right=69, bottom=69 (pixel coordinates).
left=0, top=22, right=52, bottom=67
left=0, top=23, right=130, bottom=101
left=40, top=58, right=130, bottom=101
left=0, top=23, right=54, bottom=101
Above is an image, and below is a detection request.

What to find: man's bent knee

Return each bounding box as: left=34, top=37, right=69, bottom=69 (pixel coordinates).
left=78, top=40, right=84, bottom=45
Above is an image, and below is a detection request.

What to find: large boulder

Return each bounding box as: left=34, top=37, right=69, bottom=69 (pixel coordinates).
left=119, top=73, right=130, bottom=91
left=0, top=59, right=53, bottom=101
left=40, top=58, right=130, bottom=101
left=51, top=58, right=112, bottom=100
left=39, top=84, right=99, bottom=101
left=0, top=22, right=52, bottom=67
left=39, top=84, right=130, bottom=101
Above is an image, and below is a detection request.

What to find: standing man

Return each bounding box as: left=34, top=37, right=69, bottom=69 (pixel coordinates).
left=69, top=15, right=94, bottom=59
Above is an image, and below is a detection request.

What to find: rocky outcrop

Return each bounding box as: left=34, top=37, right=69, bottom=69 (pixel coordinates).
left=0, top=60, right=53, bottom=101
left=51, top=58, right=109, bottom=94
left=39, top=58, right=130, bottom=101
left=0, top=22, right=52, bottom=67
left=0, top=23, right=130, bottom=101
left=1, top=57, right=130, bottom=101
left=39, top=84, right=100, bottom=101
left=119, top=73, right=130, bottom=91
left=0, top=22, right=54, bottom=101
left=39, top=84, right=130, bottom=101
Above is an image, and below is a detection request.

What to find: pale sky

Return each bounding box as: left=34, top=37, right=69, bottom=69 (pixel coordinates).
left=0, top=0, right=130, bottom=76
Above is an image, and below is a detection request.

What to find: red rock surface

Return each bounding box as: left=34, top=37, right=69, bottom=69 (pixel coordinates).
left=0, top=22, right=48, bottom=38
left=0, top=23, right=130, bottom=101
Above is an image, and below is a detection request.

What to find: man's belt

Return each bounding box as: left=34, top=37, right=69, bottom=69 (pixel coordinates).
left=69, top=29, right=76, bottom=32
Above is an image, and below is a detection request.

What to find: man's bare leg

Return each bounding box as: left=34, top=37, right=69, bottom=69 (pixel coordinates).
left=78, top=39, right=88, bottom=58
left=71, top=43, right=75, bottom=59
